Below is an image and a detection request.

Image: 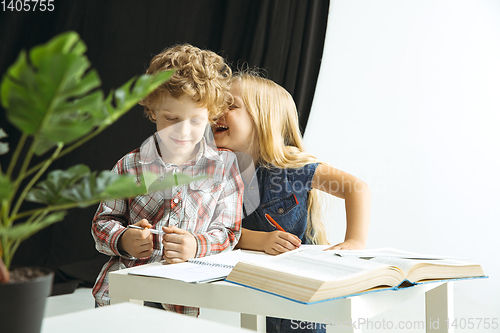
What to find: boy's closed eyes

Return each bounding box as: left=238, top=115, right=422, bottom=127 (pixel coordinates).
left=151, top=94, right=209, bottom=165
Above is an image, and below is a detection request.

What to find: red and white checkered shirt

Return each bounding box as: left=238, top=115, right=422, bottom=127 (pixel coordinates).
left=92, top=135, right=243, bottom=315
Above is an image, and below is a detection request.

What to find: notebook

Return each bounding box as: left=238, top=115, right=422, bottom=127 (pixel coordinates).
left=128, top=249, right=269, bottom=283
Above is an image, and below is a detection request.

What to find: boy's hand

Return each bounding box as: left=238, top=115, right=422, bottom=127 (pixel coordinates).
left=325, top=239, right=365, bottom=251
left=262, top=231, right=301, bottom=255
left=118, top=219, right=153, bottom=258
left=162, top=226, right=197, bottom=264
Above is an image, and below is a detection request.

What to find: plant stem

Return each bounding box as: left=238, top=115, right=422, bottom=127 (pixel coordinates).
left=9, top=210, right=49, bottom=263
left=10, top=143, right=64, bottom=221
left=6, top=133, right=28, bottom=179
left=2, top=239, right=12, bottom=269
left=11, top=199, right=102, bottom=222
left=5, top=133, right=37, bottom=228
left=25, top=123, right=108, bottom=178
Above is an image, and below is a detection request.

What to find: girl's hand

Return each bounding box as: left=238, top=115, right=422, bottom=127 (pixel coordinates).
left=325, top=239, right=365, bottom=251
left=162, top=226, right=197, bottom=264
left=262, top=231, right=301, bottom=255
left=118, top=219, right=153, bottom=258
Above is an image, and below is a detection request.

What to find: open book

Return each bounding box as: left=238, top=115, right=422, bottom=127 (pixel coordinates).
left=225, top=247, right=485, bottom=304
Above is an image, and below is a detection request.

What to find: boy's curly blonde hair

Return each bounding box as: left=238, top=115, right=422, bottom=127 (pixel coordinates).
left=140, top=44, right=231, bottom=124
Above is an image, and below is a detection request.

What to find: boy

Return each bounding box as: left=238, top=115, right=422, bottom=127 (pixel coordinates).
left=91, top=44, right=244, bottom=316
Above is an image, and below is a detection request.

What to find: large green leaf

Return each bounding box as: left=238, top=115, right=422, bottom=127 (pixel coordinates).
left=0, top=32, right=103, bottom=155
left=0, top=212, right=66, bottom=240
left=1, top=31, right=174, bottom=157
left=60, top=171, right=203, bottom=207
left=102, top=70, right=174, bottom=125
left=0, top=128, right=8, bottom=155
left=26, top=164, right=90, bottom=205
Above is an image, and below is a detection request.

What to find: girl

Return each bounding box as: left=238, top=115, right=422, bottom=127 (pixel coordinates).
left=214, top=71, right=371, bottom=333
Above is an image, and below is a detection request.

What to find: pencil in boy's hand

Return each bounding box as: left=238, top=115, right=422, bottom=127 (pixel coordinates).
left=127, top=225, right=165, bottom=235
left=265, top=214, right=286, bottom=232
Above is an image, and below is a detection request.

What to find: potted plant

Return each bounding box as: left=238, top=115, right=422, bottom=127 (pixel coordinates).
left=0, top=31, right=197, bottom=333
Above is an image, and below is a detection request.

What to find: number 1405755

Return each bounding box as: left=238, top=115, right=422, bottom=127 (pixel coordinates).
left=2, top=0, right=55, bottom=12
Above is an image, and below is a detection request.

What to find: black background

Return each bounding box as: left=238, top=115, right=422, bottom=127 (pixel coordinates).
left=0, top=0, right=329, bottom=292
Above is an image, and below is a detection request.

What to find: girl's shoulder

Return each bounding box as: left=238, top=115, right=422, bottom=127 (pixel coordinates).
left=263, top=162, right=320, bottom=174
left=261, top=162, right=320, bottom=183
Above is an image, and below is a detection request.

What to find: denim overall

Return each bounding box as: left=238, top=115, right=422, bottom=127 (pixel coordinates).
left=242, top=163, right=326, bottom=333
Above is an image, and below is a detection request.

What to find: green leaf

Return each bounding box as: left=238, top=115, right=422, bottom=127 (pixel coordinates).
left=0, top=173, right=12, bottom=201
left=0, top=32, right=104, bottom=155
left=0, top=211, right=66, bottom=241
left=59, top=170, right=205, bottom=207
left=104, top=70, right=175, bottom=124
left=30, top=31, right=85, bottom=65
left=0, top=51, right=28, bottom=110
left=26, top=165, right=91, bottom=205
left=59, top=170, right=117, bottom=207
left=145, top=173, right=206, bottom=193
left=0, top=128, right=8, bottom=155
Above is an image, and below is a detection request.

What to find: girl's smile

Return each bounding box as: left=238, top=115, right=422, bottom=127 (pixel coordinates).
left=213, top=82, right=256, bottom=158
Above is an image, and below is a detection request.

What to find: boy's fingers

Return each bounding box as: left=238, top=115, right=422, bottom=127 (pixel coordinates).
left=135, top=219, right=152, bottom=228
left=139, top=229, right=152, bottom=239
left=138, top=239, right=153, bottom=248
left=162, top=225, right=187, bottom=234
left=163, top=256, right=185, bottom=264
left=162, top=233, right=183, bottom=244
left=163, top=250, right=182, bottom=258
left=138, top=249, right=153, bottom=258
left=162, top=241, right=182, bottom=252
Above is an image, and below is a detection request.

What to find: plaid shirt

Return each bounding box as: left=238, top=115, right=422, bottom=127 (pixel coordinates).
left=92, top=135, right=243, bottom=315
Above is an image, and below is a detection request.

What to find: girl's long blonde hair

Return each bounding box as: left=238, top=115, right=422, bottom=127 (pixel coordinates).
left=233, top=72, right=330, bottom=245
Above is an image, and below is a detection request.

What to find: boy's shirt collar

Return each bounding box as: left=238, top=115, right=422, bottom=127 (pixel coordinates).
left=139, top=133, right=221, bottom=167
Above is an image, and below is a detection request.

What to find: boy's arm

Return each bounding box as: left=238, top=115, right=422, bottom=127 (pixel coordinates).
left=312, top=163, right=371, bottom=250
left=162, top=154, right=244, bottom=263
left=91, top=160, right=136, bottom=258
left=91, top=198, right=131, bottom=257
left=192, top=158, right=244, bottom=258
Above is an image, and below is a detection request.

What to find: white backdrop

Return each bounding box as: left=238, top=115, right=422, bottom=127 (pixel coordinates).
left=304, top=0, right=500, bottom=331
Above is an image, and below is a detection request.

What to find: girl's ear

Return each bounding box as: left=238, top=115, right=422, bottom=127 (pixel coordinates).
left=150, top=109, right=156, bottom=121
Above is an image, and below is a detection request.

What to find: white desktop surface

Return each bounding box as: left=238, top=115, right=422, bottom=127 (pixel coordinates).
left=41, top=302, right=252, bottom=333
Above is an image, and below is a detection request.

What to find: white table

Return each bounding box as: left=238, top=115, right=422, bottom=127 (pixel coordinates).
left=41, top=302, right=253, bottom=333
left=109, top=263, right=454, bottom=333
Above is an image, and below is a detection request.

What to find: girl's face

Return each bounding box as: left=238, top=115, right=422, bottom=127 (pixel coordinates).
left=214, top=82, right=256, bottom=157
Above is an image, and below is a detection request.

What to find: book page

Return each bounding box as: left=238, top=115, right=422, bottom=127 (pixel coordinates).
left=250, top=248, right=392, bottom=281
left=129, top=250, right=271, bottom=283
left=370, top=257, right=480, bottom=277
left=189, top=249, right=270, bottom=267
left=331, top=248, right=468, bottom=260
left=129, top=261, right=232, bottom=283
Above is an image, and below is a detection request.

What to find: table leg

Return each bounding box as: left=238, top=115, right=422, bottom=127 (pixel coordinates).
left=324, top=297, right=363, bottom=333
left=241, top=313, right=266, bottom=332
left=110, top=297, right=144, bottom=306
left=425, top=282, right=454, bottom=333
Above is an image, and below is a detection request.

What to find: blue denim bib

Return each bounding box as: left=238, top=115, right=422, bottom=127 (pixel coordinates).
left=242, top=163, right=319, bottom=244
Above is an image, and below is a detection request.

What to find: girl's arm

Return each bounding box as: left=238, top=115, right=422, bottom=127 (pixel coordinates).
left=236, top=228, right=301, bottom=255
left=312, top=163, right=371, bottom=250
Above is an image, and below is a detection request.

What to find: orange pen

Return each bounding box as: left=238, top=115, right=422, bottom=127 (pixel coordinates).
left=265, top=214, right=285, bottom=232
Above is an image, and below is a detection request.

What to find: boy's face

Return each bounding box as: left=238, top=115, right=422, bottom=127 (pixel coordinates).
left=151, top=95, right=209, bottom=164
